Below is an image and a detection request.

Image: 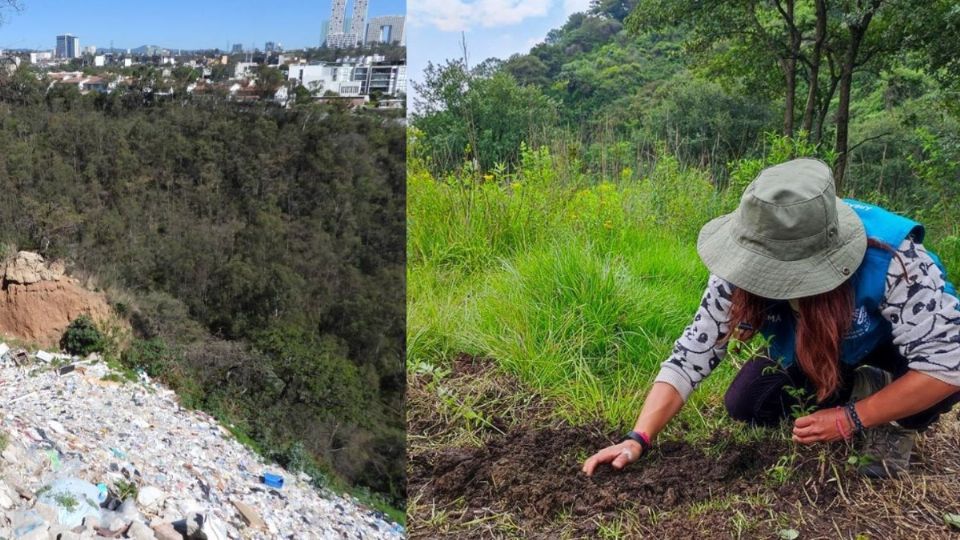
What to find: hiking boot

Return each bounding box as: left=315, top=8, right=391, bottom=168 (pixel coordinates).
left=857, top=423, right=916, bottom=478
left=849, top=366, right=915, bottom=478
left=850, top=365, right=891, bottom=401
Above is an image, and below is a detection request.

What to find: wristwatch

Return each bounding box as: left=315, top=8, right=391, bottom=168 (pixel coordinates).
left=622, top=430, right=652, bottom=456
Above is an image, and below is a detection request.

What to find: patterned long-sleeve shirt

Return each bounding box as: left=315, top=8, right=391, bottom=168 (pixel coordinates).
left=654, top=239, right=960, bottom=401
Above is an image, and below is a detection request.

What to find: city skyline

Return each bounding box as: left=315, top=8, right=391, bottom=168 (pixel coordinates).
left=0, top=0, right=405, bottom=52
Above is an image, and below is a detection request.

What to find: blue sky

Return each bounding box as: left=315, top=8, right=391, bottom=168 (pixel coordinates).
left=408, top=0, right=591, bottom=104
left=0, top=0, right=405, bottom=51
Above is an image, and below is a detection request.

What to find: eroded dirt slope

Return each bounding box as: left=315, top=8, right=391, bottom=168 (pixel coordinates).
left=0, top=251, right=115, bottom=347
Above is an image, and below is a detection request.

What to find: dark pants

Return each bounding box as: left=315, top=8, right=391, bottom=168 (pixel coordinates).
left=724, top=340, right=960, bottom=431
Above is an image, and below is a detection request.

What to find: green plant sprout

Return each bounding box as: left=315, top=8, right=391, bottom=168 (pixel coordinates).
left=113, top=479, right=139, bottom=501
left=726, top=332, right=776, bottom=369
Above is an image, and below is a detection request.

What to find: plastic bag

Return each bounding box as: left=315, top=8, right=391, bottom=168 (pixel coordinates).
left=36, top=477, right=102, bottom=528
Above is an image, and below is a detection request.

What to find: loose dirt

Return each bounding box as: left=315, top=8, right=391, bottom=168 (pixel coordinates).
left=411, top=424, right=828, bottom=538
left=408, top=354, right=960, bottom=539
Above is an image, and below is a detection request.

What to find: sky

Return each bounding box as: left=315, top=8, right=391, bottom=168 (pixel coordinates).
left=407, top=0, right=591, bottom=106
left=0, top=0, right=405, bottom=52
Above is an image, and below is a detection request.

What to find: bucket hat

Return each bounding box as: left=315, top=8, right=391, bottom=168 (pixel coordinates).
left=697, top=158, right=866, bottom=300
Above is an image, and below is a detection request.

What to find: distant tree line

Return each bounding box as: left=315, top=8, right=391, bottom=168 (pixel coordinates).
left=412, top=0, right=960, bottom=213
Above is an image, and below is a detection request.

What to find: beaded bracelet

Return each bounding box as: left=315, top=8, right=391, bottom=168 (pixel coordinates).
left=845, top=401, right=865, bottom=434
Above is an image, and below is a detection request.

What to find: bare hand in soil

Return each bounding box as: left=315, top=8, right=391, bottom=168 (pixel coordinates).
left=582, top=440, right=643, bottom=476
left=793, top=408, right=846, bottom=444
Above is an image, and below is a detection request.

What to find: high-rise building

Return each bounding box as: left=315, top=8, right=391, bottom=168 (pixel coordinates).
left=56, top=34, right=80, bottom=59
left=231, top=43, right=244, bottom=54
left=365, top=15, right=405, bottom=45
left=348, top=0, right=368, bottom=44
left=265, top=41, right=276, bottom=53
left=325, top=0, right=348, bottom=47
left=326, top=0, right=367, bottom=48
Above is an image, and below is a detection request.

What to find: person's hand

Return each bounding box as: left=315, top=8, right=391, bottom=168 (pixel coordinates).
left=582, top=440, right=643, bottom=476
left=792, top=407, right=850, bottom=444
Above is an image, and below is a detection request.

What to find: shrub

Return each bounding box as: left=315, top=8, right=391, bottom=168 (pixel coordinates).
left=121, top=338, right=179, bottom=378
left=60, top=315, right=105, bottom=356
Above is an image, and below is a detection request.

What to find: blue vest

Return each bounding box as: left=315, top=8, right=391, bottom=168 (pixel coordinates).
left=761, top=199, right=957, bottom=368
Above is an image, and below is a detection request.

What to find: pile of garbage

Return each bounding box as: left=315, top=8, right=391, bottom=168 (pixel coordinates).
left=0, top=344, right=405, bottom=539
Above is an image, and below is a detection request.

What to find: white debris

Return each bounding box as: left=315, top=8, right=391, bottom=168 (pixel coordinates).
left=34, top=350, right=54, bottom=362
left=137, top=486, right=165, bottom=509
left=0, top=356, right=403, bottom=539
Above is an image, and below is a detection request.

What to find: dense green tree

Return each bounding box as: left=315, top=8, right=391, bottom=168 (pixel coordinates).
left=413, top=61, right=558, bottom=172
left=0, top=69, right=405, bottom=506
left=625, top=0, right=954, bottom=188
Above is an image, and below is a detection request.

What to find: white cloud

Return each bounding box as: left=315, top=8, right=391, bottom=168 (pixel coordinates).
left=563, top=0, right=592, bottom=16
left=409, top=0, right=554, bottom=32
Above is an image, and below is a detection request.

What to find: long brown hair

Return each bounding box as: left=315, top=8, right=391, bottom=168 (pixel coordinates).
left=724, top=238, right=905, bottom=402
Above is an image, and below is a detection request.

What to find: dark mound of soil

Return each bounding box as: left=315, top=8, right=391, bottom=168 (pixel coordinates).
left=410, top=424, right=830, bottom=535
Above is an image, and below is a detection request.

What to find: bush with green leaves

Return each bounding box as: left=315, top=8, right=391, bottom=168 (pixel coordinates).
left=59, top=315, right=105, bottom=356
left=121, top=338, right=180, bottom=378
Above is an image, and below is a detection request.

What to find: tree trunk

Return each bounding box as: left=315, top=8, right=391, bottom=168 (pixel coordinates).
left=814, top=72, right=839, bottom=145
left=782, top=0, right=799, bottom=138
left=833, top=22, right=870, bottom=191
left=801, top=0, right=827, bottom=138
left=783, top=59, right=796, bottom=138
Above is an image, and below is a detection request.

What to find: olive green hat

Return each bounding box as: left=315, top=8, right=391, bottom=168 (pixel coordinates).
left=697, top=158, right=866, bottom=300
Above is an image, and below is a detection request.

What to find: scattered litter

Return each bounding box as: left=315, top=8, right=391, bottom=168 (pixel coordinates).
left=261, top=472, right=284, bottom=489
left=0, top=351, right=402, bottom=539
left=12, top=350, right=29, bottom=366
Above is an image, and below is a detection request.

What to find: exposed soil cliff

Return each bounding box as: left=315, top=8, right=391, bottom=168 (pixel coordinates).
left=0, top=252, right=114, bottom=347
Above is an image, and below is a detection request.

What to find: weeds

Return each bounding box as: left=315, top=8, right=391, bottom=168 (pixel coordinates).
left=767, top=453, right=799, bottom=486
left=51, top=492, right=79, bottom=511
left=113, top=479, right=138, bottom=501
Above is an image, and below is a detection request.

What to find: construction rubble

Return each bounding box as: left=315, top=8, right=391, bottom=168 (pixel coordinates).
left=0, top=345, right=405, bottom=539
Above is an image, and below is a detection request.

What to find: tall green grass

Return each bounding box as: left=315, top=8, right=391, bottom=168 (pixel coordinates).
left=407, top=135, right=960, bottom=434
left=408, top=144, right=740, bottom=431
left=469, top=234, right=706, bottom=427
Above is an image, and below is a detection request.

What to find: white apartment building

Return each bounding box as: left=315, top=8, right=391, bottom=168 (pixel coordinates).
left=287, top=64, right=362, bottom=96
left=29, top=51, right=54, bottom=63
left=287, top=57, right=405, bottom=98
left=365, top=16, right=405, bottom=45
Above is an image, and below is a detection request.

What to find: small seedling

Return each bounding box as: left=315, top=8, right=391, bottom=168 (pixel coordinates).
left=725, top=333, right=776, bottom=368
left=846, top=452, right=875, bottom=469
left=783, top=385, right=817, bottom=420
left=113, top=479, right=138, bottom=501
left=766, top=453, right=797, bottom=485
